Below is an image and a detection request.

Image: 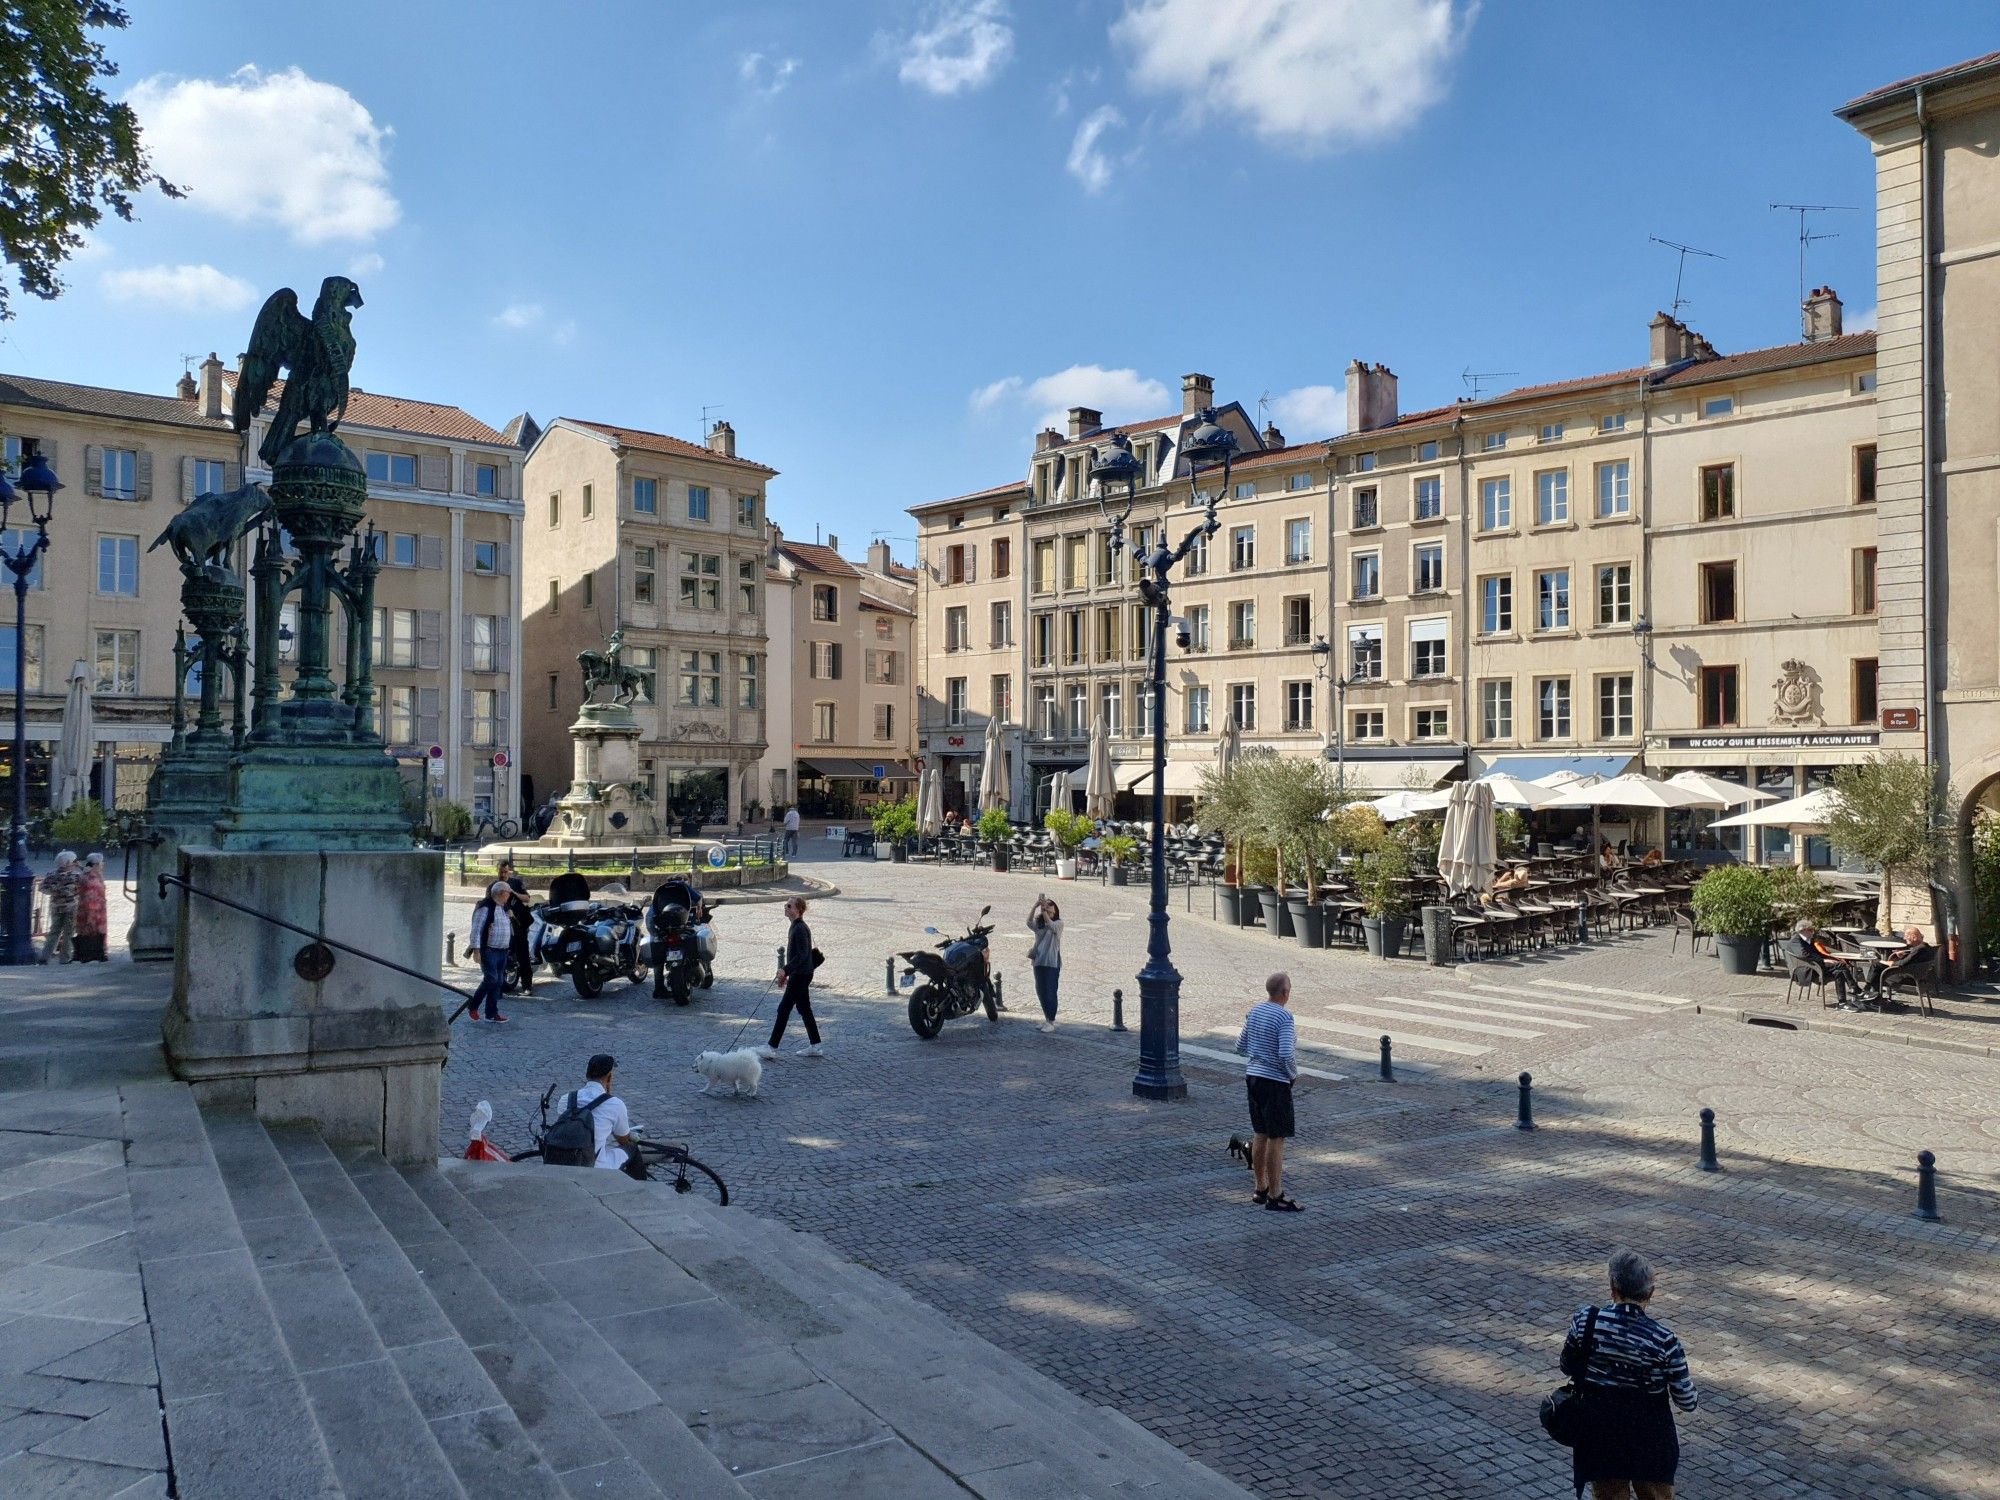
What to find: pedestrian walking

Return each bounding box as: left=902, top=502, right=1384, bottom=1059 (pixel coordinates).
left=466, top=880, right=514, bottom=1022
left=1027, top=895, right=1063, bottom=1031
left=1558, top=1249, right=1698, bottom=1499
left=72, top=853, right=109, bottom=963
left=496, top=858, right=532, bottom=993
left=38, top=851, right=82, bottom=964
left=1234, top=973, right=1300, bottom=1211
left=759, top=896, right=822, bottom=1058
left=782, top=805, right=800, bottom=858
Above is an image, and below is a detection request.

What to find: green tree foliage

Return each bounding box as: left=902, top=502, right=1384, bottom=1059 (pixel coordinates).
left=0, top=3, right=181, bottom=319
left=871, top=797, right=917, bottom=842
left=1826, top=755, right=1946, bottom=930
left=1246, top=755, right=1339, bottom=896
left=429, top=800, right=472, bottom=841
left=1970, top=809, right=2000, bottom=961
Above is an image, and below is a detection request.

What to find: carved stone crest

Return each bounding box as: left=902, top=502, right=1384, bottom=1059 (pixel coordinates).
left=1771, top=658, right=1824, bottom=727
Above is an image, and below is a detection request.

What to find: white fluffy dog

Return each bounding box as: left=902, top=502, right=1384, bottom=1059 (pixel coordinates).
left=693, top=1048, right=762, bottom=1098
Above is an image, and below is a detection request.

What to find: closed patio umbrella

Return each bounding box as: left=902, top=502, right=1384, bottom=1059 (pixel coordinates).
left=1047, top=770, right=1072, bottom=816
left=52, top=660, right=93, bottom=811
left=1084, top=716, right=1114, bottom=820
left=978, top=716, right=1009, bottom=815
left=919, top=765, right=944, bottom=836
left=1438, top=780, right=1497, bottom=896
left=1217, top=718, right=1240, bottom=777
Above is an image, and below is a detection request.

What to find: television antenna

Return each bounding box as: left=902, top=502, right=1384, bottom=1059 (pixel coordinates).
left=1769, top=202, right=1857, bottom=308
left=1255, top=390, right=1273, bottom=427
left=1460, top=367, right=1518, bottom=401
left=1648, top=236, right=1724, bottom=318
left=700, top=402, right=724, bottom=439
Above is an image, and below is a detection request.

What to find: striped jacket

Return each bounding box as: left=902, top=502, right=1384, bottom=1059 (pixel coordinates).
left=1234, top=1001, right=1297, bottom=1083
left=1562, top=1302, right=1698, bottom=1411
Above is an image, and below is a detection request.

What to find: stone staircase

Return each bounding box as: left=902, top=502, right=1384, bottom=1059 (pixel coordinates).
left=116, top=1081, right=1245, bottom=1499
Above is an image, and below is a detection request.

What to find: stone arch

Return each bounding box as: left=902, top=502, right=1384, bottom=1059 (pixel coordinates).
left=1947, top=750, right=2000, bottom=980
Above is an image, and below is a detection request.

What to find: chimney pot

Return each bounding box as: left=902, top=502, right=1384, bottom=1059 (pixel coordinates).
left=1803, top=284, right=1843, bottom=342
left=1261, top=421, right=1283, bottom=448
left=707, top=419, right=736, bottom=458
left=1066, top=405, right=1103, bottom=440
left=1035, top=426, right=1064, bottom=452
left=176, top=370, right=197, bottom=401
left=827, top=534, right=838, bottom=553
left=1181, top=372, right=1214, bottom=416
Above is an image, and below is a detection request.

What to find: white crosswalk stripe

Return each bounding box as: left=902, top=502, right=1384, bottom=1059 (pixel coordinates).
left=1330, top=1002, right=1543, bottom=1040
left=1447, top=984, right=1656, bottom=1018
left=1297, top=1016, right=1492, bottom=1057
left=1529, top=978, right=1699, bottom=1006
left=1379, top=994, right=1590, bottom=1029
left=1181, top=1041, right=1347, bottom=1082
left=1200, top=1030, right=1439, bottom=1075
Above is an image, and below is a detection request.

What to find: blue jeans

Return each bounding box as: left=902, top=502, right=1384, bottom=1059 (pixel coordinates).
left=1033, top=963, right=1060, bottom=1021
left=471, top=946, right=509, bottom=1018
left=783, top=829, right=798, bottom=857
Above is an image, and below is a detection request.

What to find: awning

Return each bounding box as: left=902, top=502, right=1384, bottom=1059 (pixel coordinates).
left=1115, top=762, right=1157, bottom=791
left=1475, top=753, right=1633, bottom=783
left=1335, top=758, right=1459, bottom=793
left=798, top=757, right=918, bottom=781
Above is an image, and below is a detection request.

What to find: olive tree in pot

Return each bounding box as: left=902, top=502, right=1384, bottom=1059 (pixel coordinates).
left=1691, top=864, right=1774, bottom=975
left=1196, top=757, right=1260, bottom=926
left=1101, top=833, right=1139, bottom=886
left=1044, top=808, right=1094, bottom=879
left=977, top=807, right=1014, bottom=871
left=872, top=797, right=918, bottom=862
left=45, top=798, right=110, bottom=860
left=1825, top=754, right=1946, bottom=935
left=1255, top=756, right=1338, bottom=949
left=1354, top=844, right=1415, bottom=957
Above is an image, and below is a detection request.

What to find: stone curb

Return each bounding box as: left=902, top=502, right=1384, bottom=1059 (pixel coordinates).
left=1718, top=1005, right=1998, bottom=1060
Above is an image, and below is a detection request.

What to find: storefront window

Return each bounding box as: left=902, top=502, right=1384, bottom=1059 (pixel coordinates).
left=1666, top=766, right=1746, bottom=856
left=1756, top=766, right=1795, bottom=864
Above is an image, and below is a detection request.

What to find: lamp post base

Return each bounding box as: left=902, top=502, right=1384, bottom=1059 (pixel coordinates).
left=1131, top=955, right=1188, bottom=1100
left=3, top=867, right=36, bottom=966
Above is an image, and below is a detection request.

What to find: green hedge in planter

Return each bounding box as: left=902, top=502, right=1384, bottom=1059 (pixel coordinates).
left=976, top=808, right=1014, bottom=845
left=1353, top=844, right=1414, bottom=919
left=872, top=797, right=918, bottom=843
left=1690, top=864, right=1774, bottom=938
left=47, top=798, right=108, bottom=846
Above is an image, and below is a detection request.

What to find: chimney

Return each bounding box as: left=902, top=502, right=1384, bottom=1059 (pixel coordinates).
left=197, top=352, right=226, bottom=420
left=1689, top=333, right=1717, bottom=362
left=868, top=540, right=893, bottom=574
left=1803, top=285, right=1843, bottom=342
left=827, top=534, right=839, bottom=554
left=1344, top=360, right=1399, bottom=433
left=1035, top=426, right=1064, bottom=452
left=176, top=369, right=197, bottom=401
left=1648, top=313, right=1708, bottom=368
left=1066, top=406, right=1102, bottom=440
left=707, top=419, right=736, bottom=458
left=1181, top=372, right=1214, bottom=415
left=1261, top=421, right=1284, bottom=448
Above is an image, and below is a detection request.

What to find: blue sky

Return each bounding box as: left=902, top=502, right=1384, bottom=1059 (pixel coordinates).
left=4, top=2, right=1993, bottom=552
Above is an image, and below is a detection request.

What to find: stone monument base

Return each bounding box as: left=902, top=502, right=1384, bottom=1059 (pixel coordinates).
left=129, top=741, right=233, bottom=961
left=213, top=741, right=414, bottom=850
left=163, top=846, right=447, bottom=1163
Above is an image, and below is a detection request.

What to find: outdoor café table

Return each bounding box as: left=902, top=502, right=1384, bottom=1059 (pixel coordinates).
left=1856, top=936, right=1905, bottom=952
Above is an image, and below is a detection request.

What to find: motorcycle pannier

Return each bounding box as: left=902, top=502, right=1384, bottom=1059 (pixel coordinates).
left=541, top=1091, right=610, bottom=1167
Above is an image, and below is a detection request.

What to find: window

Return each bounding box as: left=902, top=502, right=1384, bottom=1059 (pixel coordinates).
left=992, top=537, right=1011, bottom=578
left=0, top=529, right=42, bottom=588
left=943, top=605, right=969, bottom=651
left=738, top=558, right=757, bottom=613
left=1230, top=525, right=1255, bottom=570
left=1228, top=600, right=1256, bottom=650
left=1354, top=453, right=1377, bottom=473
left=632, top=477, right=657, bottom=514
left=1099, top=683, right=1122, bottom=735
left=1595, top=460, right=1631, bottom=518
left=1135, top=681, right=1157, bottom=735
left=1482, top=431, right=1508, bottom=452
left=1855, top=444, right=1877, bottom=504
left=473, top=463, right=499, bottom=497
left=389, top=532, right=418, bottom=568
left=1413, top=707, right=1449, bottom=741
left=1699, top=665, right=1738, bottom=728
left=1093, top=533, right=1117, bottom=585
left=944, top=543, right=972, bottom=584
left=1480, top=476, right=1511, bottom=530
left=1229, top=683, right=1257, bottom=731
left=990, top=600, right=1013, bottom=646
left=1535, top=677, right=1572, bottom=739
left=1699, top=561, right=1737, bottom=623
left=1351, top=709, right=1385, bottom=741
left=1032, top=613, right=1055, bottom=667
left=874, top=703, right=896, bottom=742
left=737, top=492, right=758, bottom=527
left=1131, top=603, right=1153, bottom=658
left=0, top=623, right=42, bottom=692
left=1414, top=541, right=1444, bottom=593
left=628, top=647, right=657, bottom=703
left=1185, top=604, right=1210, bottom=652
left=1856, top=371, right=1878, bottom=394
left=1063, top=534, right=1087, bottom=590
left=383, top=685, right=417, bottom=744
left=373, top=607, right=418, bottom=667
left=1409, top=619, right=1446, bottom=679
left=1233, top=481, right=1257, bottom=500
left=1062, top=610, right=1083, bottom=665
left=547, top=674, right=559, bottom=710
left=547, top=492, right=561, bottom=526
left=469, top=615, right=498, bottom=673
left=1348, top=623, right=1384, bottom=681
left=686, top=485, right=709, bottom=521
left=681, top=553, right=722, bottom=608
left=1479, top=679, right=1512, bottom=740
left=1535, top=469, right=1569, bottom=525
left=1095, top=606, right=1119, bottom=662
left=546, top=578, right=559, bottom=614
left=366, top=451, right=417, bottom=487
left=945, top=678, right=968, bottom=727
left=1539, top=422, right=1565, bottom=444
left=1852, top=658, right=1879, bottom=724
left=813, top=702, right=838, bottom=742
left=3, top=435, right=41, bottom=478
left=1414, top=475, right=1442, bottom=520
left=469, top=689, right=499, bottom=747
left=1184, top=684, right=1210, bottom=733
left=192, top=457, right=228, bottom=496
left=1351, top=552, right=1380, bottom=600
left=1853, top=548, right=1877, bottom=615
left=865, top=648, right=899, bottom=686
left=1032, top=539, right=1056, bottom=592
left=1285, top=518, right=1312, bottom=564
left=1283, top=596, right=1312, bottom=647
left=809, top=641, right=842, bottom=680
left=1067, top=683, right=1087, bottom=737
left=1535, top=568, right=1570, bottom=631
left=1596, top=563, right=1632, bottom=626
left=1284, top=681, right=1314, bottom=732
left=96, top=534, right=138, bottom=596
left=1128, top=525, right=1155, bottom=581
left=1184, top=531, right=1209, bottom=576
left=1032, top=684, right=1057, bottom=736
left=681, top=650, right=722, bottom=707
left=93, top=629, right=138, bottom=694
left=1597, top=674, right=1634, bottom=738
left=1418, top=440, right=1440, bottom=462
left=807, top=582, right=837, bottom=622
left=581, top=573, right=594, bottom=608
left=1351, top=488, right=1379, bottom=529
left=1701, top=395, right=1735, bottom=419
left=1600, top=413, right=1628, bottom=433
left=1480, top=575, right=1513, bottom=634
left=582, top=483, right=595, bottom=519
left=1699, top=463, right=1735, bottom=521
left=990, top=674, right=1012, bottom=721
left=472, top=540, right=498, bottom=575
left=629, top=545, right=656, bottom=604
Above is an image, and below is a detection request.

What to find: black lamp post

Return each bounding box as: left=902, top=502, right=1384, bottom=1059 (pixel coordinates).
left=1310, top=635, right=1347, bottom=796
left=3, top=453, right=60, bottom=965
left=1093, top=413, right=1236, bottom=1100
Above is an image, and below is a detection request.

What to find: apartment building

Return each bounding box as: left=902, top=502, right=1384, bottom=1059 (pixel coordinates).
left=519, top=418, right=772, bottom=825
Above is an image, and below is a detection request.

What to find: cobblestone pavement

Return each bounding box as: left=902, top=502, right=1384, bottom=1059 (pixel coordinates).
left=440, top=848, right=2000, bottom=1499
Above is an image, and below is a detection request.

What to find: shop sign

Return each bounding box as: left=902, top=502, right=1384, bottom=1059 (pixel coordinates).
left=1657, top=731, right=1879, bottom=752
left=1881, top=708, right=1921, bottom=731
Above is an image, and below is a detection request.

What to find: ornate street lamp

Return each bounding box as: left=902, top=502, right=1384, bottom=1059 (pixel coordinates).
left=3, top=453, right=61, bottom=964
left=1310, top=635, right=1349, bottom=797
left=1093, top=410, right=1235, bottom=1100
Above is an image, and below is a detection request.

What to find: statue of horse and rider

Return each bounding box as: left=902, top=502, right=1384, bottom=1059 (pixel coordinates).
left=578, top=629, right=648, bottom=706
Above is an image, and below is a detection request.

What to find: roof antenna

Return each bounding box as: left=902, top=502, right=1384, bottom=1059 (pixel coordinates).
left=1255, top=390, right=1273, bottom=427
left=1769, top=202, right=1857, bottom=309
left=181, top=353, right=202, bottom=375
left=1648, top=236, right=1724, bottom=319
left=1460, top=367, right=1518, bottom=401
left=700, top=402, right=723, bottom=439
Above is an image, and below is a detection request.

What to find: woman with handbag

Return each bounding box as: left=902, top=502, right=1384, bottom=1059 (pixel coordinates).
left=759, top=896, right=823, bottom=1058
left=1552, top=1249, right=1698, bottom=1499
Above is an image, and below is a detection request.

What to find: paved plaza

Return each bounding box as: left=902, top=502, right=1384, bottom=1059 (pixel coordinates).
left=433, top=846, right=2000, bottom=1498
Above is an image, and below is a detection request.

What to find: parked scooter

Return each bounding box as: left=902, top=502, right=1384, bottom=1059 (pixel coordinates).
left=646, top=879, right=721, bottom=1006
left=529, top=872, right=649, bottom=998
left=898, top=906, right=998, bottom=1038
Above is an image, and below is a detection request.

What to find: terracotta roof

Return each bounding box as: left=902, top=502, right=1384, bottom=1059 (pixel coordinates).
left=911, top=478, right=1028, bottom=512
left=1385, top=402, right=1462, bottom=430
left=1231, top=443, right=1325, bottom=472
left=1482, top=365, right=1652, bottom=409
left=224, top=374, right=510, bottom=446
left=1839, top=51, right=2000, bottom=115
left=0, top=372, right=231, bottom=432
left=775, top=541, right=862, bottom=579
left=860, top=591, right=913, bottom=616
left=565, top=419, right=777, bottom=475
left=1653, top=330, right=1874, bottom=387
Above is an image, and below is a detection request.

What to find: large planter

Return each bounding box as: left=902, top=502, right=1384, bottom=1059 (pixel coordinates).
left=1110, top=865, right=1129, bottom=887
left=990, top=846, right=1011, bottom=873
left=679, top=816, right=705, bottom=838
left=1218, top=885, right=1242, bottom=924
left=1055, top=856, right=1078, bottom=881
left=1361, top=915, right=1409, bottom=958
left=874, top=842, right=892, bottom=860
left=890, top=843, right=909, bottom=864
left=1241, top=886, right=1269, bottom=927
left=1288, top=896, right=1326, bottom=949
left=1255, top=888, right=1295, bottom=937
left=1715, top=933, right=1763, bottom=976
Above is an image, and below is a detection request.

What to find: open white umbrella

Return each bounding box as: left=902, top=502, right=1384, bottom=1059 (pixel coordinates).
left=52, top=660, right=93, bottom=811
left=1667, top=770, right=1777, bottom=808
left=1438, top=780, right=1497, bottom=896
left=1711, top=787, right=1843, bottom=831
left=1534, top=768, right=1598, bottom=790
left=1084, top=716, right=1114, bottom=820
left=1366, top=789, right=1441, bottom=823
left=1472, top=772, right=1558, bottom=809
left=1544, top=773, right=1717, bottom=811
left=978, top=716, right=1009, bottom=815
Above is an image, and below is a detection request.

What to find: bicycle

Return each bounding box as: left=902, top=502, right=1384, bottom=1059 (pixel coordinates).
left=471, top=815, right=522, bottom=843
left=498, top=1084, right=729, bottom=1205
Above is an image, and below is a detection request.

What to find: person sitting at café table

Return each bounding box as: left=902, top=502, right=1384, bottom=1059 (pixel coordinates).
left=1491, top=864, right=1533, bottom=896
left=1858, top=926, right=1936, bottom=1002
left=1639, top=846, right=1665, bottom=868
left=1599, top=838, right=1623, bottom=874
left=1788, top=920, right=1861, bottom=1007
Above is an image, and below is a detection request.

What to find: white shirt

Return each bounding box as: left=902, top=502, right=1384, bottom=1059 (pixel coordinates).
left=571, top=1081, right=631, bottom=1170
left=783, top=808, right=801, bottom=832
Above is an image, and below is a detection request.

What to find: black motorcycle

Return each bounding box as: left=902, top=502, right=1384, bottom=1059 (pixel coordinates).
left=530, top=873, right=649, bottom=999
left=898, top=906, right=999, bottom=1038
left=646, top=880, right=721, bottom=1006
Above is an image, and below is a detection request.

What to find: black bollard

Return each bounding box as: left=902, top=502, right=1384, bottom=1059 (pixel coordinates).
left=445, top=933, right=456, bottom=966
left=885, top=955, right=896, bottom=994
left=1379, top=1034, right=1394, bottom=1082
left=1913, top=1150, right=1941, bottom=1222
left=1515, top=1072, right=1535, bottom=1131
left=995, top=972, right=1004, bottom=1010
left=1698, top=1107, right=1720, bottom=1172
left=1111, top=986, right=1128, bottom=1032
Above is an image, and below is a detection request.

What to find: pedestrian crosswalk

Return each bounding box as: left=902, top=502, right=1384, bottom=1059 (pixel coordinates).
left=1298, top=976, right=1700, bottom=1067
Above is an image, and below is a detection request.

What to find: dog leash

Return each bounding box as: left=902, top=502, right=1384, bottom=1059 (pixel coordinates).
left=717, top=944, right=785, bottom=1054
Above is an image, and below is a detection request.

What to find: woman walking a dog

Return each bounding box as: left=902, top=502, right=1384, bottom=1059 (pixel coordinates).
left=1028, top=895, right=1063, bottom=1032
left=760, top=896, right=823, bottom=1058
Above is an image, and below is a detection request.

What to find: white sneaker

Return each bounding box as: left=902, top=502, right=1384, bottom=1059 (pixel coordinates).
left=797, top=1043, right=824, bottom=1057
left=1036, top=1021, right=1056, bottom=1033
left=755, top=1044, right=780, bottom=1060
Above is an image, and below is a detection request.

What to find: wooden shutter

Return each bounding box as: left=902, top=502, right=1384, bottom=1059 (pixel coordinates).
left=461, top=458, right=477, bottom=496
left=497, top=615, right=512, bottom=651
left=84, top=445, right=103, bottom=497
left=135, top=451, right=153, bottom=502
left=462, top=538, right=477, bottom=572
left=498, top=465, right=513, bottom=500
left=418, top=454, right=449, bottom=493
left=829, top=643, right=841, bottom=681
left=461, top=687, right=474, bottom=726
left=417, top=611, right=443, bottom=669
left=180, top=457, right=196, bottom=504
left=497, top=690, right=510, bottom=729
left=417, top=688, right=441, bottom=746
left=419, top=534, right=444, bottom=570
left=222, top=460, right=242, bottom=491
left=495, top=543, right=512, bottom=576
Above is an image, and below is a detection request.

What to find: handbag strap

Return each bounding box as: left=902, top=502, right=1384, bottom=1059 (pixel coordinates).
left=1574, top=1305, right=1601, bottom=1389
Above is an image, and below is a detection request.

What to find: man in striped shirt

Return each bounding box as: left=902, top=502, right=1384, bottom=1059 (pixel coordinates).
left=1234, top=973, right=1301, bottom=1212
left=1560, top=1249, right=1698, bottom=1498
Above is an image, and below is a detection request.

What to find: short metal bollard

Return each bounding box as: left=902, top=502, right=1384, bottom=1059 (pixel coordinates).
left=1379, top=1034, right=1394, bottom=1082
left=1913, top=1149, right=1942, bottom=1222
left=1111, top=986, right=1128, bottom=1032
left=1515, top=1072, right=1535, bottom=1131
left=445, top=933, right=456, bottom=966
left=885, top=955, right=896, bottom=994
left=1697, top=1107, right=1720, bottom=1172
left=631, top=848, right=642, bottom=882
left=457, top=848, right=467, bottom=882
left=995, top=972, right=1004, bottom=1009
left=1576, top=898, right=1589, bottom=943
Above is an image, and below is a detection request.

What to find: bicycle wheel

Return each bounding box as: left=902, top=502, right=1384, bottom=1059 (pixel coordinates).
left=494, top=818, right=521, bottom=839
left=507, top=1148, right=543, bottom=1162
left=637, top=1143, right=728, bottom=1205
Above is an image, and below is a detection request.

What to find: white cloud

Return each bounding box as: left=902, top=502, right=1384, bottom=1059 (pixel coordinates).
left=493, top=301, right=544, bottom=331
left=894, top=0, right=1014, bottom=95
left=347, top=251, right=385, bottom=278
left=1113, top=0, right=1472, bottom=150
left=101, top=263, right=257, bottom=313
left=738, top=52, right=800, bottom=96
left=128, top=65, right=399, bottom=242
left=971, top=364, right=1172, bottom=431
left=1066, top=106, right=1125, bottom=194
left=1268, top=384, right=1345, bottom=438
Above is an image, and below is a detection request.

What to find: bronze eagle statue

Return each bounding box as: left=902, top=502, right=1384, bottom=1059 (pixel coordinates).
left=232, top=276, right=365, bottom=465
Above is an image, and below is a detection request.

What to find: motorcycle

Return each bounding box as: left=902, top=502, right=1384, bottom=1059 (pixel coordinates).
left=898, top=905, right=999, bottom=1038
left=529, top=873, right=649, bottom=998
left=645, top=879, right=722, bottom=1006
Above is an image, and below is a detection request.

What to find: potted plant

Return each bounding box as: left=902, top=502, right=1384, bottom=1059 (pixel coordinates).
left=1196, top=757, right=1260, bottom=926
left=1044, top=808, right=1094, bottom=880
left=1495, top=807, right=1526, bottom=858
left=977, top=807, right=1015, bottom=871
left=1102, top=833, right=1139, bottom=886
left=1691, top=864, right=1774, bottom=976
left=45, top=798, right=109, bottom=859
left=873, top=797, right=917, bottom=862
left=1240, top=843, right=1281, bottom=932
left=1354, top=844, right=1414, bottom=958
left=1255, top=757, right=1339, bottom=949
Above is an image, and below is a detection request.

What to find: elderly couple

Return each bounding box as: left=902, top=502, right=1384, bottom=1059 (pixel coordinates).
left=1789, top=921, right=1934, bottom=1010
left=38, top=851, right=109, bottom=964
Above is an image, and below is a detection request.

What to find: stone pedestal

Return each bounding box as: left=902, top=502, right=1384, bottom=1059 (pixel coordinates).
left=547, top=702, right=662, bottom=846
left=163, top=847, right=447, bottom=1163
left=213, top=742, right=413, bottom=850
left=129, top=743, right=232, bottom=961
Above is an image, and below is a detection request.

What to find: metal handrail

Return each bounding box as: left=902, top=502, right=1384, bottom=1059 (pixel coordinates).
left=156, top=872, right=481, bottom=1023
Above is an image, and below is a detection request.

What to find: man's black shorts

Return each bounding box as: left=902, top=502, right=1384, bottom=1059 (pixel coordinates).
left=1246, top=1076, right=1295, bottom=1138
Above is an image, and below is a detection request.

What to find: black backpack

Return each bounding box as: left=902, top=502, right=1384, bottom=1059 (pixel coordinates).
left=542, top=1090, right=610, bottom=1167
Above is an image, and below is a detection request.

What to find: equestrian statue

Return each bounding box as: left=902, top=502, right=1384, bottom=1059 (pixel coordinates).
left=578, top=629, right=647, bottom=706
left=232, top=275, right=365, bottom=465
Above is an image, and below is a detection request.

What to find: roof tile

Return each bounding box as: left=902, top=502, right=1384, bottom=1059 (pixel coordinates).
left=566, top=418, right=777, bottom=475
left=0, top=372, right=232, bottom=433
left=775, top=541, right=862, bottom=578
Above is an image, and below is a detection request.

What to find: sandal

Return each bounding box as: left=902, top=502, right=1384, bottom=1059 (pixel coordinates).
left=1264, top=1195, right=1302, bottom=1212
left=1253, top=1189, right=1269, bottom=1206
